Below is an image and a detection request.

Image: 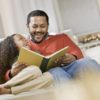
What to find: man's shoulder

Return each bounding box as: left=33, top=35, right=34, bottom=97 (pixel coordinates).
left=49, top=33, right=68, bottom=38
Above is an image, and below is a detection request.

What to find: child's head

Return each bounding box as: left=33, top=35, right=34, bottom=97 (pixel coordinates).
left=13, top=34, right=29, bottom=50
left=0, top=33, right=29, bottom=83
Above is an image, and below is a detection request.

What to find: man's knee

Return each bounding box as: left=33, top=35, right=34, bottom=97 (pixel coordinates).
left=75, top=57, right=100, bottom=72
left=76, top=57, right=99, bottom=66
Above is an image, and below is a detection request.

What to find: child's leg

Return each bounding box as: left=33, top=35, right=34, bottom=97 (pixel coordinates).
left=11, top=72, right=53, bottom=94
left=3, top=66, right=42, bottom=88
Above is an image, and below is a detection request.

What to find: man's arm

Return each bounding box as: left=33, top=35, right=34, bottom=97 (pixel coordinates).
left=53, top=34, right=83, bottom=66
left=63, top=34, right=84, bottom=59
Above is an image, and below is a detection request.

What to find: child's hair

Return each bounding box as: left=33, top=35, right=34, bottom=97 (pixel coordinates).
left=0, top=34, right=19, bottom=83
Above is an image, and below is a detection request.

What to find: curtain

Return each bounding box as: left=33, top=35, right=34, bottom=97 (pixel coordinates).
left=0, top=0, right=63, bottom=37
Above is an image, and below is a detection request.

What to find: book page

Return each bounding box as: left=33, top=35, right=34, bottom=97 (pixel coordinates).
left=17, top=48, right=44, bottom=67
left=46, top=46, right=69, bottom=70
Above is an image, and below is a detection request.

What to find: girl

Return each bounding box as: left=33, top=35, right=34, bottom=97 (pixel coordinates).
left=0, top=34, right=53, bottom=94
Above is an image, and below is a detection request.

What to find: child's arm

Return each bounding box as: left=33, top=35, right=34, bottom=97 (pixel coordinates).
left=4, top=66, right=42, bottom=88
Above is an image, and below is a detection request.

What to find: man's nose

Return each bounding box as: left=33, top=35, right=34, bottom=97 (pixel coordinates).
left=36, top=27, right=42, bottom=32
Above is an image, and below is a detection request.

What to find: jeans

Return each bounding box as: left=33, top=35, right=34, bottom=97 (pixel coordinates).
left=49, top=57, right=100, bottom=83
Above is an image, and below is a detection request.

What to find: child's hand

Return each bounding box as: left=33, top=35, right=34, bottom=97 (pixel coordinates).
left=0, top=85, right=11, bottom=94
left=11, top=61, right=28, bottom=77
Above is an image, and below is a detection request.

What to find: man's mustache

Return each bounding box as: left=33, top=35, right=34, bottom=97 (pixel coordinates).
left=34, top=32, right=45, bottom=35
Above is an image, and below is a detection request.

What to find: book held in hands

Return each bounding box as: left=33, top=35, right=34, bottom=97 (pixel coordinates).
left=17, top=46, right=69, bottom=72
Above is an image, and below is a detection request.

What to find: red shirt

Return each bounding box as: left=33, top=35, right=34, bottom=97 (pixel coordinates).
left=28, top=34, right=83, bottom=59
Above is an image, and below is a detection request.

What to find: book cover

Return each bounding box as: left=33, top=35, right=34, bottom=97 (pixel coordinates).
left=17, top=46, right=69, bottom=72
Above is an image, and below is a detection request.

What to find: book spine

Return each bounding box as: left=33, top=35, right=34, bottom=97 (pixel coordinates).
left=40, top=58, right=49, bottom=72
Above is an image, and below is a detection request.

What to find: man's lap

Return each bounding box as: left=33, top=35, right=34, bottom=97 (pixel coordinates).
left=49, top=57, right=100, bottom=82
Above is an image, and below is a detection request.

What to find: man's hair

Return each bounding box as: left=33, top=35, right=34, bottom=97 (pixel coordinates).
left=0, top=34, right=19, bottom=83
left=27, top=10, right=49, bottom=25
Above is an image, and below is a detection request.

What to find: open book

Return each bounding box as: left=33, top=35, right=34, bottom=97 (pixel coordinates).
left=17, top=46, right=69, bottom=72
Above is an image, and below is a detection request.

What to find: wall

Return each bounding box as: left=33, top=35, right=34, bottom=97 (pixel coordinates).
left=58, top=0, right=100, bottom=34
left=0, top=3, right=4, bottom=38
left=0, top=0, right=62, bottom=37
left=0, top=15, right=4, bottom=38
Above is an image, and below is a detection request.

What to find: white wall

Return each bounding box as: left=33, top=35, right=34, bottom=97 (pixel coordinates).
left=58, top=0, right=100, bottom=34
left=0, top=3, right=4, bottom=38
left=0, top=15, right=4, bottom=38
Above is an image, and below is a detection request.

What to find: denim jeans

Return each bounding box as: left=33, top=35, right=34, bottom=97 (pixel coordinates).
left=49, top=57, right=100, bottom=83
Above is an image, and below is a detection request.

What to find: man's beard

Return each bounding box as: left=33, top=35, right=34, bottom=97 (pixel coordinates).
left=31, top=32, right=48, bottom=44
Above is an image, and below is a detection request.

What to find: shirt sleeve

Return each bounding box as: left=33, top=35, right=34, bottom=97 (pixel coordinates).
left=63, top=34, right=84, bottom=59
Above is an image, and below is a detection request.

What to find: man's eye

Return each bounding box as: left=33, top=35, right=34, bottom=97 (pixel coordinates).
left=32, top=25, right=37, bottom=28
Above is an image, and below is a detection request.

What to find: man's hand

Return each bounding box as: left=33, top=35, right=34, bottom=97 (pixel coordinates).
left=54, top=53, right=76, bottom=66
left=11, top=61, right=28, bottom=77
left=61, top=53, right=76, bottom=64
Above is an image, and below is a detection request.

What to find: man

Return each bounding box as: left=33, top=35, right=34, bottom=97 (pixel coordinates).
left=7, top=10, right=100, bottom=82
